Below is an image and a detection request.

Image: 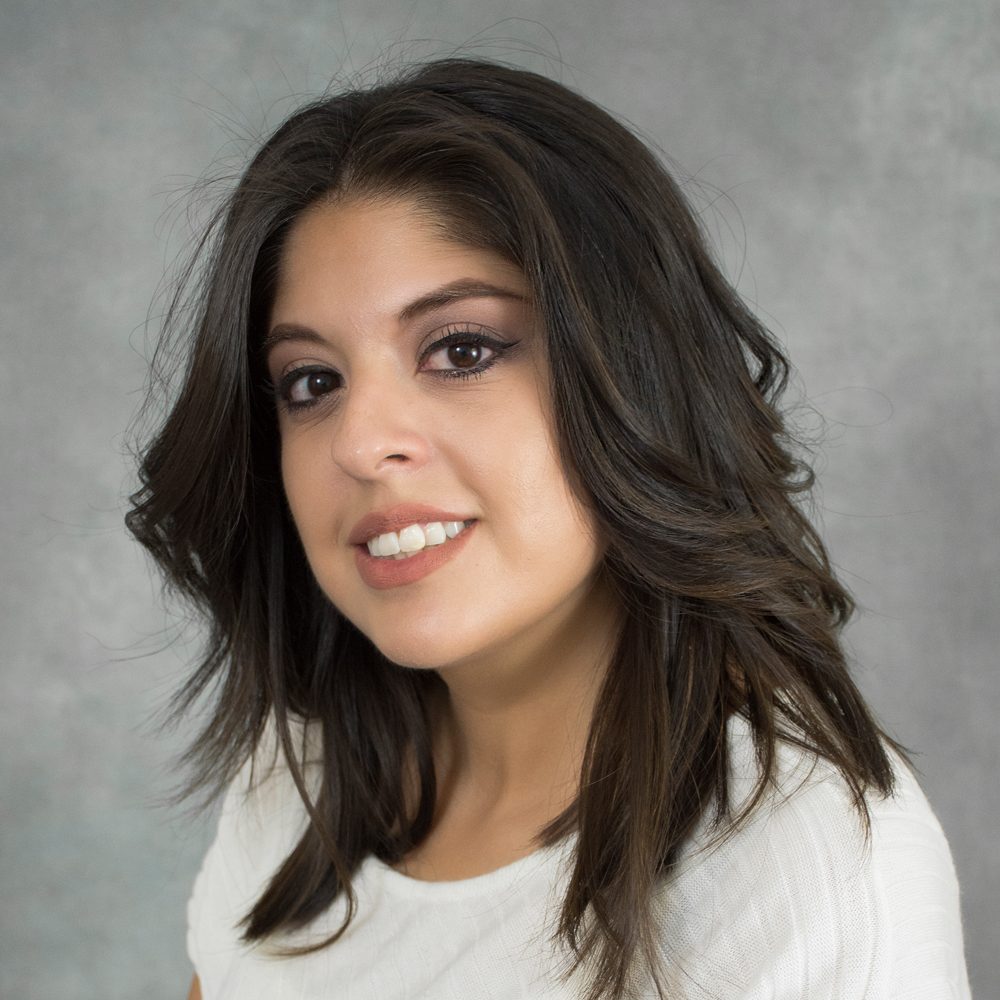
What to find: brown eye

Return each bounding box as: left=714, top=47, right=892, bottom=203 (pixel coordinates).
left=420, top=333, right=509, bottom=376
left=287, top=370, right=340, bottom=403
left=447, top=343, right=482, bottom=368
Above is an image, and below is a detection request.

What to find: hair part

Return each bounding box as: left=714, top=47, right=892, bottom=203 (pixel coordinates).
left=127, top=57, right=898, bottom=999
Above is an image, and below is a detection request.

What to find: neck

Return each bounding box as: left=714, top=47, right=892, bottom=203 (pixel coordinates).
left=430, top=570, right=621, bottom=823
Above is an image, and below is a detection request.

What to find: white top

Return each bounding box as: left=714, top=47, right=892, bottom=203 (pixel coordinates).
left=187, top=717, right=971, bottom=999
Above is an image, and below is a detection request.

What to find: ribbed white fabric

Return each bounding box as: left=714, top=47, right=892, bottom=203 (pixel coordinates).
left=187, top=717, right=971, bottom=999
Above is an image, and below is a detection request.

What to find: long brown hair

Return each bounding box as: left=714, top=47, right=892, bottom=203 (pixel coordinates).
left=127, top=58, right=897, bottom=999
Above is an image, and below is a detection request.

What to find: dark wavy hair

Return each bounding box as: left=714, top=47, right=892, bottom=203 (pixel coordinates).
left=128, top=58, right=897, bottom=999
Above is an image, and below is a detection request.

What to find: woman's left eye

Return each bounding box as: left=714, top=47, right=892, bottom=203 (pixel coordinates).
left=420, top=331, right=514, bottom=377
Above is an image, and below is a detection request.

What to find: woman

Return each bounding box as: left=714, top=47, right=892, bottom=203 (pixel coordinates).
left=127, top=59, right=970, bottom=999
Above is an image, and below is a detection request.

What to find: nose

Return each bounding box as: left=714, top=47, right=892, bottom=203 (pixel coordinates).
left=328, top=374, right=432, bottom=481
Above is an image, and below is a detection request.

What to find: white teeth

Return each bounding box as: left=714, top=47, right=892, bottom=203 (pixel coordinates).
left=366, top=520, right=469, bottom=559
left=398, top=524, right=426, bottom=552
left=423, top=521, right=447, bottom=547
left=377, top=532, right=400, bottom=556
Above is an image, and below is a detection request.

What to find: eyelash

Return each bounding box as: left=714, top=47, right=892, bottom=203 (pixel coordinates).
left=421, top=326, right=516, bottom=380
left=273, top=326, right=517, bottom=411
left=273, top=364, right=340, bottom=411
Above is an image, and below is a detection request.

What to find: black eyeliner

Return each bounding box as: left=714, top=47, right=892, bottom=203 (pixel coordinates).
left=419, top=325, right=519, bottom=379
left=275, top=364, right=343, bottom=410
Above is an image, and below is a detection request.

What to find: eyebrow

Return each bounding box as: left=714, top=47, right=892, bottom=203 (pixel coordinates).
left=262, top=278, right=527, bottom=353
left=396, top=279, right=526, bottom=322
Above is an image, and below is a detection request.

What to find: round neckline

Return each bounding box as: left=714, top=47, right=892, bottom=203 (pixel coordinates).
left=367, top=837, right=573, bottom=901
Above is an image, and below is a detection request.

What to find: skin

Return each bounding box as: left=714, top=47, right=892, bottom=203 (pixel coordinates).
left=185, top=194, right=621, bottom=997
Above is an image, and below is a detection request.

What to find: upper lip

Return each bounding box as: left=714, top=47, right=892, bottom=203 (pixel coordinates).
left=348, top=504, right=474, bottom=545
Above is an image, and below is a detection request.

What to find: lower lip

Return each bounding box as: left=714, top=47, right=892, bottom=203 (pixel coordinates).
left=354, top=522, right=476, bottom=590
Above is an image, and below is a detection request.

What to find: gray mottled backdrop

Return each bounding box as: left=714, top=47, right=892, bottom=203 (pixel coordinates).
left=1, top=1, right=996, bottom=997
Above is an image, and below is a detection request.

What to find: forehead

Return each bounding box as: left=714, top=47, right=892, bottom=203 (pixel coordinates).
left=270, top=196, right=529, bottom=330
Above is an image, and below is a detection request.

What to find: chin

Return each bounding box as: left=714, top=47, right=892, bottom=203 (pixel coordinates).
left=351, top=609, right=482, bottom=672
left=368, top=634, right=469, bottom=672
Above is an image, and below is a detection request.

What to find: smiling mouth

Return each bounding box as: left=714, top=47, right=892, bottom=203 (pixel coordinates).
left=365, top=520, right=473, bottom=559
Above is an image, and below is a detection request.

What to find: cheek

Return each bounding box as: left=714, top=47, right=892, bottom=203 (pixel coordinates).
left=441, top=391, right=603, bottom=615
left=280, top=428, right=342, bottom=566
left=464, top=394, right=593, bottom=560
left=281, top=436, right=315, bottom=530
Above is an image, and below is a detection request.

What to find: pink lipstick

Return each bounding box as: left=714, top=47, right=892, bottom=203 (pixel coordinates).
left=350, top=504, right=477, bottom=590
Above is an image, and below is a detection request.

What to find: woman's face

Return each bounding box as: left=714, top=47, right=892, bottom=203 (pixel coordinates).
left=267, top=196, right=607, bottom=671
